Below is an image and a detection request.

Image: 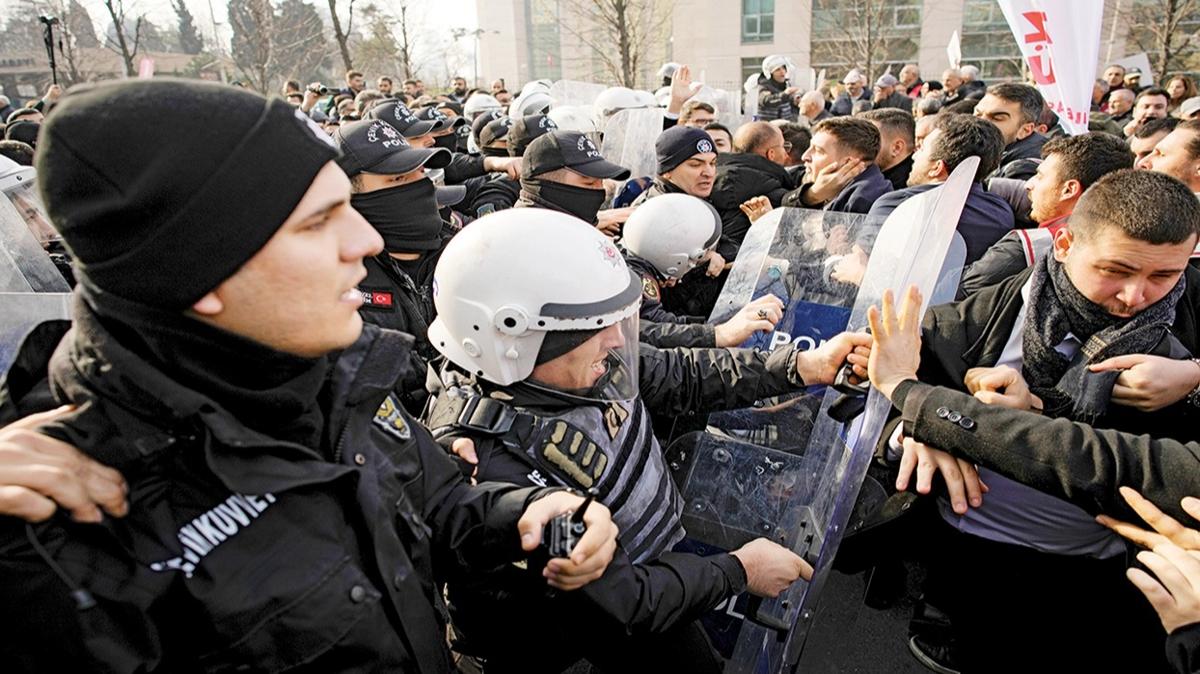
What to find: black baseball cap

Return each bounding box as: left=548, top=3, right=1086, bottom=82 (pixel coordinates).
left=366, top=100, right=436, bottom=138
left=334, top=119, right=451, bottom=177
left=479, top=116, right=514, bottom=147
left=471, top=109, right=504, bottom=143
left=507, top=114, right=558, bottom=157
left=415, top=104, right=466, bottom=133
left=523, top=130, right=630, bottom=180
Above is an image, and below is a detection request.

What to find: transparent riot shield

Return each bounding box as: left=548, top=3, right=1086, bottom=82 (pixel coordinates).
left=0, top=185, right=72, bottom=374
left=669, top=159, right=979, bottom=673
left=599, top=107, right=664, bottom=182
left=690, top=85, right=751, bottom=131
left=549, top=80, right=608, bottom=108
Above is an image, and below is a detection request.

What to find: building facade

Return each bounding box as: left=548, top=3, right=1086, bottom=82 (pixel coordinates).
left=478, top=0, right=1141, bottom=94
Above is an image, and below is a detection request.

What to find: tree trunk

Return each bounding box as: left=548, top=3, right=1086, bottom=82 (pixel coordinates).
left=327, top=0, right=354, bottom=72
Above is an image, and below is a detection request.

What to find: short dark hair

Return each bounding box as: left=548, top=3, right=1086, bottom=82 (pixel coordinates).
left=1041, top=133, right=1132, bottom=191
left=776, top=122, right=812, bottom=163
left=346, top=70, right=363, bottom=80
left=859, top=108, right=915, bottom=147
left=929, top=113, right=1004, bottom=181
left=1180, top=119, right=1200, bottom=160
left=679, top=100, right=716, bottom=123
left=941, top=98, right=979, bottom=115
left=813, top=116, right=881, bottom=163
left=0, top=140, right=34, bottom=166
left=985, top=82, right=1044, bottom=124
left=403, top=79, right=418, bottom=87
left=733, top=121, right=781, bottom=155
left=1135, top=86, right=1170, bottom=105
left=1072, top=169, right=1200, bottom=245
left=378, top=76, right=393, bottom=85
left=1134, top=116, right=1180, bottom=140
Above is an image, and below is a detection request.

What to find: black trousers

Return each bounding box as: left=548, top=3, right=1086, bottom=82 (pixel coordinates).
left=924, top=517, right=1171, bottom=673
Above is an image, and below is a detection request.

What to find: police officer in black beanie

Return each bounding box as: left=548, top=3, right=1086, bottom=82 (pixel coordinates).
left=514, top=129, right=630, bottom=224
left=334, top=117, right=454, bottom=412
left=0, top=78, right=618, bottom=672
left=467, top=114, right=559, bottom=217
left=632, top=124, right=718, bottom=206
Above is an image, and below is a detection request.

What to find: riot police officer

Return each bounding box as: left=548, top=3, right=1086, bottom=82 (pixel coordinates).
left=422, top=208, right=871, bottom=671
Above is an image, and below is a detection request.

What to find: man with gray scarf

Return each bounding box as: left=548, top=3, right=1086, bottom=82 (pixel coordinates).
left=884, top=169, right=1200, bottom=673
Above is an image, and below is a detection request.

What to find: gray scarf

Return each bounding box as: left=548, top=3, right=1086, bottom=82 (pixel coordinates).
left=1022, top=254, right=1185, bottom=422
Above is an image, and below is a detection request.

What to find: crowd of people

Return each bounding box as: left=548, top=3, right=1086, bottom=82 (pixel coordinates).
left=1, top=50, right=1200, bottom=674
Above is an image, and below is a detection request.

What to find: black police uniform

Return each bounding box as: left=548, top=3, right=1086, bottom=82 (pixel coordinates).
left=357, top=247, right=444, bottom=411
left=0, top=317, right=554, bottom=673
left=625, top=254, right=717, bottom=348
left=424, top=342, right=809, bottom=671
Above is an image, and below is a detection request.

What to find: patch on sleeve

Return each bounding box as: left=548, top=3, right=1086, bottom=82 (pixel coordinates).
left=641, top=276, right=660, bottom=301
left=374, top=396, right=412, bottom=441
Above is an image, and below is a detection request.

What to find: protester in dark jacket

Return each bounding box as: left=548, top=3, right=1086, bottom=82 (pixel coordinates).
left=708, top=121, right=795, bottom=260
left=868, top=113, right=1012, bottom=263
left=974, top=83, right=1047, bottom=180
left=783, top=116, right=891, bottom=214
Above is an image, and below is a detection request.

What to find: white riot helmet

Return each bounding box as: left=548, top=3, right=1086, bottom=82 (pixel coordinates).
left=547, top=105, right=602, bottom=146
left=632, top=90, right=659, bottom=108
left=520, top=79, right=554, bottom=97
left=657, top=62, right=681, bottom=81
left=761, top=55, right=795, bottom=80
left=621, top=194, right=722, bottom=281
left=463, top=92, right=502, bottom=120
left=593, top=86, right=649, bottom=123
left=509, top=89, right=553, bottom=117
left=429, top=209, right=642, bottom=399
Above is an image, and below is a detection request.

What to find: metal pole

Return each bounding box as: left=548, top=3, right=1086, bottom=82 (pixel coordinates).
left=39, top=16, right=59, bottom=85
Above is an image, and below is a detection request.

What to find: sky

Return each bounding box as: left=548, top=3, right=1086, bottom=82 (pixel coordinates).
left=4, top=0, right=478, bottom=59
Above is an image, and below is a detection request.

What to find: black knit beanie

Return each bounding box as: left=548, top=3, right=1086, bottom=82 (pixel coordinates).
left=37, top=78, right=339, bottom=309
left=656, top=125, right=716, bottom=175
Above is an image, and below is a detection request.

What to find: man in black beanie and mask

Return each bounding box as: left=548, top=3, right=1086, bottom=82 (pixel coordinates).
left=335, top=118, right=454, bottom=412
left=515, top=129, right=631, bottom=224
left=0, top=78, right=617, bottom=672
left=468, top=114, right=559, bottom=217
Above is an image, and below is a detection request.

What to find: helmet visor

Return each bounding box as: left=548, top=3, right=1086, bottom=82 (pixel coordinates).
left=525, top=311, right=640, bottom=404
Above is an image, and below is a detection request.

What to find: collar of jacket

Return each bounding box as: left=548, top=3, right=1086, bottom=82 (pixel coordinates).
left=717, top=151, right=791, bottom=183
left=1001, top=132, right=1047, bottom=165
left=46, top=318, right=414, bottom=495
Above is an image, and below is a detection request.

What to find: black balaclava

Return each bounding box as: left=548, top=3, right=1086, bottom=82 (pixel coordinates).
left=351, top=178, right=443, bottom=251
left=432, top=133, right=457, bottom=152
left=520, top=176, right=607, bottom=224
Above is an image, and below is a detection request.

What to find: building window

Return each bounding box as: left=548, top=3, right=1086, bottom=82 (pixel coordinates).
left=526, top=0, right=562, bottom=81
left=742, top=0, right=775, bottom=44
left=960, top=0, right=1023, bottom=81
left=742, top=57, right=765, bottom=85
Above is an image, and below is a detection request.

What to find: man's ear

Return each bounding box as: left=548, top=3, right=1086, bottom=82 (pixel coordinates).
left=1061, top=178, right=1083, bottom=201
left=191, top=292, right=224, bottom=317
left=1016, top=121, right=1036, bottom=141
left=931, top=159, right=949, bottom=181
left=1052, top=226, right=1074, bottom=262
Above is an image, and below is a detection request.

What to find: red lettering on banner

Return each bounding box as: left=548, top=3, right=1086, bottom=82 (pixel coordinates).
left=1022, top=11, right=1057, bottom=85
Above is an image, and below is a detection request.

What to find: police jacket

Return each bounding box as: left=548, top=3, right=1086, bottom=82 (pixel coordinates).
left=466, top=174, right=520, bottom=217
left=358, top=248, right=443, bottom=412
left=756, top=75, right=796, bottom=121
left=626, top=255, right=717, bottom=348
left=444, top=152, right=488, bottom=185
left=0, top=318, right=551, bottom=673
left=710, top=152, right=795, bottom=260
left=423, top=343, right=804, bottom=656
